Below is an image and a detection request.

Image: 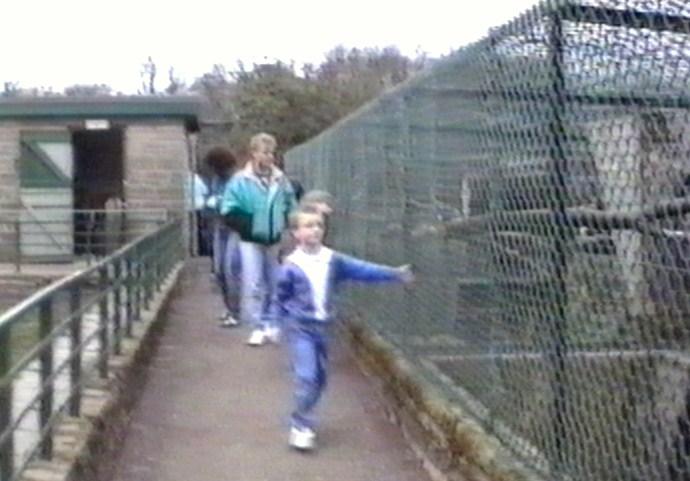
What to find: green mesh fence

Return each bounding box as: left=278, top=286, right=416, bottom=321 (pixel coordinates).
left=286, top=1, right=690, bottom=480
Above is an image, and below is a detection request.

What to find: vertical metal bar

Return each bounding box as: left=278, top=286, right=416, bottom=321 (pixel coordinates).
left=400, top=94, right=414, bottom=255
left=134, top=246, right=142, bottom=321
left=174, top=222, right=184, bottom=267
left=98, top=267, right=109, bottom=378
left=119, top=208, right=127, bottom=249
left=144, top=249, right=152, bottom=310
left=154, top=249, right=161, bottom=293
left=39, top=299, right=54, bottom=459
left=87, top=211, right=93, bottom=266
left=163, top=229, right=172, bottom=278
left=112, top=261, right=122, bottom=355
left=398, top=94, right=419, bottom=327
left=125, top=256, right=134, bottom=336
left=547, top=11, right=570, bottom=473
left=158, top=232, right=166, bottom=283
left=69, top=286, right=82, bottom=417
left=164, top=227, right=172, bottom=278
left=0, top=326, right=14, bottom=479
left=157, top=228, right=167, bottom=288
left=14, top=218, right=21, bottom=274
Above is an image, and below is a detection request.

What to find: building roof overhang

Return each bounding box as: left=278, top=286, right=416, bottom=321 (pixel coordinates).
left=0, top=95, right=204, bottom=132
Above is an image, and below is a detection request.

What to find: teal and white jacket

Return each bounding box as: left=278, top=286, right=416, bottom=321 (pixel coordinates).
left=219, top=164, right=297, bottom=245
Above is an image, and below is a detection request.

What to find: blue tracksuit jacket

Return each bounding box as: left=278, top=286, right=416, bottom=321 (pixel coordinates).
left=273, top=247, right=403, bottom=324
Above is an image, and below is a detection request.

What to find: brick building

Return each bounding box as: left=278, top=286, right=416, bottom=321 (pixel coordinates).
left=0, top=96, right=203, bottom=262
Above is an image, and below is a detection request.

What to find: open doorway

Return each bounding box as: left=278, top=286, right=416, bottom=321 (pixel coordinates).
left=72, top=128, right=124, bottom=255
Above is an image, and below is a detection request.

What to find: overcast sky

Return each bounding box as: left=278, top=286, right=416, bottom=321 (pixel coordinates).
left=1, top=0, right=539, bottom=94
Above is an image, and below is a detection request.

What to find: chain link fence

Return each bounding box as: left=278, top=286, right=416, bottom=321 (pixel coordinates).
left=285, top=1, right=690, bottom=480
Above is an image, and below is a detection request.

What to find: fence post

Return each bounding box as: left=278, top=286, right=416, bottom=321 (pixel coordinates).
left=547, top=10, right=570, bottom=472
left=399, top=93, right=417, bottom=324
left=143, top=248, right=152, bottom=310
left=154, top=247, right=161, bottom=293
left=39, top=299, right=54, bottom=459
left=125, top=255, right=134, bottom=336
left=86, top=211, right=93, bottom=266
left=174, top=224, right=181, bottom=271
left=14, top=218, right=21, bottom=274
left=134, top=245, right=142, bottom=322
left=112, top=261, right=122, bottom=355
left=69, top=285, right=82, bottom=417
left=0, top=326, right=13, bottom=479
left=98, top=267, right=110, bottom=379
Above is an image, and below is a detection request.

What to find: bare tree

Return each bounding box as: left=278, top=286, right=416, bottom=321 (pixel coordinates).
left=140, top=56, right=157, bottom=94
left=2, top=82, right=19, bottom=98
left=165, top=67, right=185, bottom=95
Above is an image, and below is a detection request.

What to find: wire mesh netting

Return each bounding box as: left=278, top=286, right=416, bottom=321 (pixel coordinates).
left=286, top=1, right=690, bottom=480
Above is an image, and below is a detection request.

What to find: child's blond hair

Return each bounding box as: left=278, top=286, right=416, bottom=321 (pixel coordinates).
left=288, top=206, right=324, bottom=231
left=249, top=132, right=277, bottom=153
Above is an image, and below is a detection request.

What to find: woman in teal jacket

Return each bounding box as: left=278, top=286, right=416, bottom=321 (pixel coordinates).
left=220, top=133, right=297, bottom=345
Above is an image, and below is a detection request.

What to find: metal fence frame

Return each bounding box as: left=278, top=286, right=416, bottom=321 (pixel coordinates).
left=286, top=1, right=690, bottom=480
left=0, top=208, right=170, bottom=272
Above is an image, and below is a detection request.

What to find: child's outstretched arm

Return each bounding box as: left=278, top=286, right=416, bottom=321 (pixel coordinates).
left=336, top=254, right=414, bottom=284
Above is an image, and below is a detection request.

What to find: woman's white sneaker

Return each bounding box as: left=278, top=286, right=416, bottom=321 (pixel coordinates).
left=219, top=315, right=240, bottom=328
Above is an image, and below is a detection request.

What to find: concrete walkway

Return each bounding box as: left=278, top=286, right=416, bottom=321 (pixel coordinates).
left=104, top=259, right=431, bottom=481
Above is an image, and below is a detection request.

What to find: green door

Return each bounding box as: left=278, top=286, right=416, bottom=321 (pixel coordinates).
left=18, top=131, right=74, bottom=261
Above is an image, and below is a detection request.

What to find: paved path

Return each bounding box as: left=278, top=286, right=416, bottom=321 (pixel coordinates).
left=105, top=259, right=430, bottom=481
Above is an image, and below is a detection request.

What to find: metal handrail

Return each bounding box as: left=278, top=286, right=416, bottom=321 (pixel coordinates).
left=0, top=221, right=173, bottom=329
left=0, top=218, right=184, bottom=481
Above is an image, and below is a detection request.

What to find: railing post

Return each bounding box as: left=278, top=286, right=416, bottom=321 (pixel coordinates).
left=134, top=246, right=142, bottom=322
left=166, top=229, right=174, bottom=277
left=125, top=255, right=134, bottom=336
left=112, top=261, right=122, bottom=355
left=153, top=249, right=161, bottom=294
left=39, top=299, right=54, bottom=460
left=172, top=224, right=181, bottom=274
left=153, top=229, right=163, bottom=292
left=0, top=327, right=13, bottom=479
left=143, top=250, right=152, bottom=310
left=98, top=267, right=109, bottom=379
left=86, top=211, right=93, bottom=266
left=547, top=11, right=570, bottom=473
left=14, top=218, right=21, bottom=274
left=69, top=286, right=82, bottom=417
left=178, top=223, right=185, bottom=264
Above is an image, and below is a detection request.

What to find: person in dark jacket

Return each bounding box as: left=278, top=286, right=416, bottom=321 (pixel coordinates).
left=205, top=146, right=241, bottom=327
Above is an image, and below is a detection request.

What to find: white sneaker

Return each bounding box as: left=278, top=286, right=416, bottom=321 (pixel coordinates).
left=246, top=329, right=267, bottom=346
left=288, top=426, right=316, bottom=450
left=219, top=315, right=240, bottom=328
left=264, top=325, right=281, bottom=343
